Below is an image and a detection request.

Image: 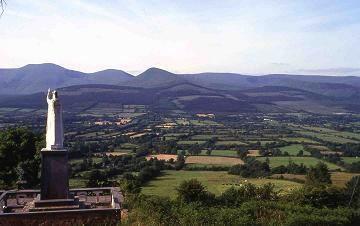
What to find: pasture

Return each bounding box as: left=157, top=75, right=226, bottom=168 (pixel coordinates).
left=179, top=149, right=238, bottom=157
left=120, top=143, right=139, bottom=149
left=279, top=137, right=319, bottom=144
left=247, top=140, right=275, bottom=146
left=185, top=156, right=243, bottom=166
left=257, top=156, right=342, bottom=170
left=216, top=140, right=248, bottom=146
left=191, top=134, right=221, bottom=140
left=297, top=131, right=358, bottom=144
left=308, top=145, right=330, bottom=151
left=279, top=144, right=310, bottom=156
left=69, top=157, right=102, bottom=165
left=142, top=171, right=302, bottom=198
left=189, top=120, right=221, bottom=126
left=301, top=126, right=360, bottom=141
left=205, top=149, right=238, bottom=157
left=178, top=140, right=206, bottom=145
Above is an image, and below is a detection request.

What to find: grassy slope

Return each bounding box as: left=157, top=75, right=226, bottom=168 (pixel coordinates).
left=142, top=170, right=301, bottom=198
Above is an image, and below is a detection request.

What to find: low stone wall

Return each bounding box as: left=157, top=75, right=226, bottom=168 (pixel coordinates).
left=0, top=208, right=120, bottom=226
left=0, top=187, right=123, bottom=226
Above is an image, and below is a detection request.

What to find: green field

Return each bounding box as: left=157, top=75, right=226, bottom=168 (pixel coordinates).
left=69, top=157, right=102, bottom=165
left=301, top=126, right=360, bottom=141
left=246, top=140, right=275, bottom=146
left=342, top=157, right=360, bottom=164
left=164, top=133, right=189, bottom=137
left=185, top=156, right=243, bottom=166
left=216, top=140, right=248, bottom=146
left=180, top=149, right=238, bottom=157
left=178, top=140, right=207, bottom=145
left=279, top=137, right=319, bottom=144
left=189, top=120, right=221, bottom=126
left=185, top=163, right=231, bottom=169
left=297, top=131, right=358, bottom=144
left=201, top=149, right=238, bottom=157
left=114, top=148, right=133, bottom=152
left=279, top=144, right=310, bottom=156
left=175, top=119, right=190, bottom=125
left=121, top=143, right=139, bottom=149
left=78, top=131, right=105, bottom=138
left=257, top=157, right=342, bottom=170
left=191, top=134, right=219, bottom=140
left=308, top=145, right=330, bottom=151
left=142, top=171, right=302, bottom=198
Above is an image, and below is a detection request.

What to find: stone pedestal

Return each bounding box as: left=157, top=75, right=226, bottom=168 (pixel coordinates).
left=40, top=149, right=69, bottom=200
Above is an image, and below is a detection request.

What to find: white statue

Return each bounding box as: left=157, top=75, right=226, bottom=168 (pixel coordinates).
left=45, top=88, right=64, bottom=150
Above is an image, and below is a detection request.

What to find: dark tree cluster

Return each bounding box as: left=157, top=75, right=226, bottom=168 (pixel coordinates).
left=0, top=128, right=43, bottom=189
left=229, top=158, right=270, bottom=178
left=271, top=159, right=307, bottom=174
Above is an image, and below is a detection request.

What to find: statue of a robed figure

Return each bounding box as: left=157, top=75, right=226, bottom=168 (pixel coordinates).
left=45, top=88, right=64, bottom=150
left=39, top=89, right=70, bottom=201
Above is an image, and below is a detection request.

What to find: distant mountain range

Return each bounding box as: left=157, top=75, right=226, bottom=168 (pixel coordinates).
left=0, top=63, right=359, bottom=113
left=0, top=64, right=132, bottom=95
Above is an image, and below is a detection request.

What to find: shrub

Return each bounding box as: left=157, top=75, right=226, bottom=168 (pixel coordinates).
left=219, top=183, right=278, bottom=207
left=175, top=154, right=185, bottom=170
left=305, top=162, right=331, bottom=186
left=176, top=179, right=215, bottom=204
left=288, top=185, right=347, bottom=208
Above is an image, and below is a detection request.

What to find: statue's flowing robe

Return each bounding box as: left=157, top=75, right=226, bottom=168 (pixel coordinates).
left=46, top=96, right=64, bottom=150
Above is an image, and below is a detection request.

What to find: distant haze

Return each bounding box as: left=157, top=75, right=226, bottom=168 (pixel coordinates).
left=1, top=1, right=360, bottom=75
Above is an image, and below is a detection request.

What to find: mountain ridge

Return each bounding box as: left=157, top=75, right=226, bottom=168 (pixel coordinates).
left=0, top=63, right=359, bottom=97
left=1, top=82, right=358, bottom=114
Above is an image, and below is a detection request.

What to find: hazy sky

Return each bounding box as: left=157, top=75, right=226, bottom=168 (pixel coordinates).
left=1, top=0, right=360, bottom=75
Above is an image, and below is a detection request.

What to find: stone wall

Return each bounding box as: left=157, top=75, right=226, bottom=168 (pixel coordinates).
left=0, top=208, right=120, bottom=226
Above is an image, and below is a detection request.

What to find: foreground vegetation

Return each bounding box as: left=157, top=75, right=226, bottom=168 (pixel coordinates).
left=1, top=110, right=360, bottom=225
left=127, top=173, right=360, bottom=226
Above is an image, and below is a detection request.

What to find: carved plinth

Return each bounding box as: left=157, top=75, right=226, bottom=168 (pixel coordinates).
left=40, top=149, right=69, bottom=200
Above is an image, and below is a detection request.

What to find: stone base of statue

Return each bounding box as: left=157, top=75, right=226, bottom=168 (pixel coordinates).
left=40, top=148, right=69, bottom=200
